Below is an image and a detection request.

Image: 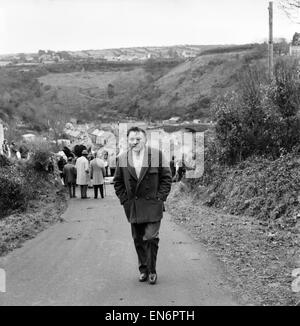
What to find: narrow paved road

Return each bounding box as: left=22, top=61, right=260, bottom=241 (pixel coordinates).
left=0, top=185, right=239, bottom=306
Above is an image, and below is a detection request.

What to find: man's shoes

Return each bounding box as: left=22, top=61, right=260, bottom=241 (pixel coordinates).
left=139, top=272, right=148, bottom=282
left=148, top=273, right=157, bottom=285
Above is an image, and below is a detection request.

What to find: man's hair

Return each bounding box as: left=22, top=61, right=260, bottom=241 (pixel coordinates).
left=127, top=126, right=147, bottom=138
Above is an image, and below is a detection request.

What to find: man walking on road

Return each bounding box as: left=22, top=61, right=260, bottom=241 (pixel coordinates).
left=113, top=127, right=172, bottom=285
left=76, top=149, right=90, bottom=199
left=63, top=157, right=77, bottom=198
left=90, top=153, right=106, bottom=199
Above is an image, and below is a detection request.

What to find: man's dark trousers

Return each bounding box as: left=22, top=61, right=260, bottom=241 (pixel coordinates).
left=94, top=185, right=104, bottom=198
left=67, top=182, right=76, bottom=198
left=131, top=222, right=161, bottom=274
left=80, top=185, right=88, bottom=198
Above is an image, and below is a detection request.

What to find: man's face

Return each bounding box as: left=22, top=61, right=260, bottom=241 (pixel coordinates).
left=128, top=131, right=146, bottom=153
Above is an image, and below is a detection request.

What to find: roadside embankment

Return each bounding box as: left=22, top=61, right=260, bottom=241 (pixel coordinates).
left=166, top=180, right=300, bottom=306
left=0, top=152, right=68, bottom=257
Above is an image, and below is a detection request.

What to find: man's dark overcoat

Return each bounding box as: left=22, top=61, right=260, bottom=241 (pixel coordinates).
left=113, top=147, right=172, bottom=224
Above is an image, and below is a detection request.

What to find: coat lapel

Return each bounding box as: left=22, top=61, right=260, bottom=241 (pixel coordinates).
left=137, top=147, right=151, bottom=185
left=127, top=151, right=138, bottom=181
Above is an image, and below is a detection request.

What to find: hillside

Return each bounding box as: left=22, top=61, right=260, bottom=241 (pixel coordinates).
left=137, top=49, right=255, bottom=119
left=68, top=44, right=233, bottom=61
left=36, top=44, right=267, bottom=122
left=0, top=43, right=272, bottom=135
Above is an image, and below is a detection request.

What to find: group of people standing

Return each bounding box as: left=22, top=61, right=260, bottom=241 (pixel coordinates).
left=61, top=150, right=107, bottom=200
left=2, top=139, right=29, bottom=160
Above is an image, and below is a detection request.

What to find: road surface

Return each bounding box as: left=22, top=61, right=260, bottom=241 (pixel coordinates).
left=0, top=185, right=239, bottom=306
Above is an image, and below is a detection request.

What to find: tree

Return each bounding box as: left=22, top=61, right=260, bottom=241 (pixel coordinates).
left=292, top=32, right=300, bottom=45
left=19, top=53, right=26, bottom=62
left=274, top=38, right=290, bottom=55
left=38, top=50, right=46, bottom=56
left=41, top=99, right=68, bottom=148
left=278, top=0, right=300, bottom=22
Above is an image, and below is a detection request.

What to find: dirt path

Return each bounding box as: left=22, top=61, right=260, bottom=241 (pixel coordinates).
left=0, top=185, right=239, bottom=306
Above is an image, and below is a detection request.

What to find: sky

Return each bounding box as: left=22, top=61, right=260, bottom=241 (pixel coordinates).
left=0, top=0, right=299, bottom=54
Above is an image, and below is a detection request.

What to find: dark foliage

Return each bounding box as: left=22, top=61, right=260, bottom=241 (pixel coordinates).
left=212, top=58, right=300, bottom=165
left=0, top=154, right=11, bottom=167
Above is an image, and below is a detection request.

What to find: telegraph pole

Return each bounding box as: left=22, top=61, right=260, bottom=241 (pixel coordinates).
left=268, top=1, right=274, bottom=81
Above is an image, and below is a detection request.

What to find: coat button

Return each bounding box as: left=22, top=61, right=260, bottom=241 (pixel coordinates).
left=135, top=196, right=138, bottom=200
left=146, top=196, right=150, bottom=200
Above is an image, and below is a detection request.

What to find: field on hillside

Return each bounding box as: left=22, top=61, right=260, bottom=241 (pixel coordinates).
left=0, top=44, right=271, bottom=128
left=37, top=67, right=152, bottom=121
left=38, top=68, right=148, bottom=92
left=38, top=68, right=149, bottom=106
left=150, top=50, right=261, bottom=117
left=35, top=45, right=268, bottom=122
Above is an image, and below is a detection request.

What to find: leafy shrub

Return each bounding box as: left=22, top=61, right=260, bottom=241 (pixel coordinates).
left=0, top=154, right=11, bottom=167
left=207, top=153, right=300, bottom=224
left=29, top=149, right=52, bottom=172
left=207, top=59, right=226, bottom=66
left=26, top=140, right=55, bottom=172
left=0, top=143, right=62, bottom=219
left=0, top=166, right=28, bottom=218
left=242, top=43, right=268, bottom=63
left=186, top=57, right=300, bottom=223
left=212, top=58, right=300, bottom=165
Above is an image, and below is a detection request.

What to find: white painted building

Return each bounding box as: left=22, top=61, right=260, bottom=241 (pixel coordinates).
left=22, top=134, right=36, bottom=142
left=290, top=45, right=300, bottom=57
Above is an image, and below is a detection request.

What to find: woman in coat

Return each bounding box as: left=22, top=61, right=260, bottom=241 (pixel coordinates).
left=75, top=150, right=90, bottom=199
left=90, top=153, right=106, bottom=199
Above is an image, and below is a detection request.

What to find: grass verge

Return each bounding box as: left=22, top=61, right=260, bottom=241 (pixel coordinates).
left=166, top=183, right=300, bottom=306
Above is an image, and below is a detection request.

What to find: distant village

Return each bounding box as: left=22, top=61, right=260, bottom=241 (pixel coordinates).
left=0, top=46, right=200, bottom=67
left=1, top=35, right=300, bottom=67
left=0, top=116, right=210, bottom=168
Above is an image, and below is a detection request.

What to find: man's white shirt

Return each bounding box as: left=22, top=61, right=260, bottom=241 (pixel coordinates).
left=132, top=147, right=145, bottom=179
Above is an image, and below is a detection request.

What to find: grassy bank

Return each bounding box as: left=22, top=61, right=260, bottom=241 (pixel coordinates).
left=168, top=56, right=300, bottom=305
left=0, top=152, right=68, bottom=257
left=166, top=176, right=300, bottom=306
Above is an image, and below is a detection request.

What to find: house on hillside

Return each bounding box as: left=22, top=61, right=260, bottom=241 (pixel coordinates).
left=290, top=45, right=300, bottom=57
left=182, top=50, right=197, bottom=58
left=65, top=129, right=81, bottom=140
left=22, top=134, right=37, bottom=142
left=57, top=139, right=71, bottom=147
left=89, top=129, right=116, bottom=146
left=193, top=119, right=202, bottom=124
left=163, top=117, right=181, bottom=125
left=0, top=61, right=12, bottom=67
left=290, top=32, right=300, bottom=57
